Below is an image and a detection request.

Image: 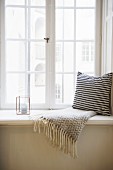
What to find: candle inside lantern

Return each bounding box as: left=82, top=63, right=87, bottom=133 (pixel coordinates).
left=21, top=103, right=27, bottom=114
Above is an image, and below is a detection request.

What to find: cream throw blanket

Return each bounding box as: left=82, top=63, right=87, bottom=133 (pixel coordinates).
left=31, top=107, right=96, bottom=158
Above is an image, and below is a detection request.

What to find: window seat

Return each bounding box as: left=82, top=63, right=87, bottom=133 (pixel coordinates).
left=0, top=110, right=113, bottom=126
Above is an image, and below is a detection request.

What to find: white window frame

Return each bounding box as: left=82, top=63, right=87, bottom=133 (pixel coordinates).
left=0, top=0, right=102, bottom=110
left=101, top=0, right=113, bottom=74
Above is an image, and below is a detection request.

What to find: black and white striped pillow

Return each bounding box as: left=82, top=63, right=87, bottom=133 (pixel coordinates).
left=72, top=72, right=113, bottom=116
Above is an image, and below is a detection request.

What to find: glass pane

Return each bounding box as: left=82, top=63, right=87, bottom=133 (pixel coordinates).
left=6, top=74, right=26, bottom=103
left=30, top=8, right=45, bottom=39
left=30, top=74, right=45, bottom=103
left=56, top=42, right=74, bottom=73
left=56, top=9, right=63, bottom=40
left=76, top=0, right=95, bottom=7
left=64, top=74, right=73, bottom=104
left=64, top=9, right=74, bottom=40
left=55, top=74, right=74, bottom=104
left=5, top=8, right=25, bottom=39
left=76, top=9, right=95, bottom=40
left=64, top=42, right=74, bottom=72
left=6, top=41, right=25, bottom=71
left=106, top=0, right=108, bottom=17
left=5, top=0, right=25, bottom=5
left=56, top=9, right=74, bottom=40
left=30, top=42, right=45, bottom=71
left=56, top=0, right=74, bottom=7
left=107, top=0, right=112, bottom=16
left=30, top=0, right=45, bottom=6
left=56, top=42, right=63, bottom=72
left=112, top=0, right=113, bottom=12
left=106, top=21, right=112, bottom=70
left=76, top=42, right=95, bottom=74
left=55, top=74, right=63, bottom=104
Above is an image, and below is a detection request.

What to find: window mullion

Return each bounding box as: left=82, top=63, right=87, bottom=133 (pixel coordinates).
left=45, top=0, right=50, bottom=108
left=61, top=2, right=64, bottom=104
left=74, top=0, right=76, bottom=92
left=95, top=0, right=102, bottom=75
left=25, top=0, right=28, bottom=96
left=1, top=0, right=6, bottom=108
left=26, top=0, right=30, bottom=97
left=46, top=0, right=55, bottom=108
left=51, top=0, right=55, bottom=108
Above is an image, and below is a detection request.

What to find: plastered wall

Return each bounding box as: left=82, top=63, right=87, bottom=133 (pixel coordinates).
left=0, top=125, right=113, bottom=170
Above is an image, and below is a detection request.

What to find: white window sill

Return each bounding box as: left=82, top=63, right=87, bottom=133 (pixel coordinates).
left=0, top=110, right=113, bottom=126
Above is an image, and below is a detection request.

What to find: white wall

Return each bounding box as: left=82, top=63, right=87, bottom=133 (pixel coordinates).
left=0, top=125, right=113, bottom=170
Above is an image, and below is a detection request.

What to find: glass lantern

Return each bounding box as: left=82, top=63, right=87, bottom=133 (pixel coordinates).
left=16, top=96, right=30, bottom=115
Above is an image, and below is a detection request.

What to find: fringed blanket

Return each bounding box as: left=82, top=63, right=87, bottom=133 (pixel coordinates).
left=31, top=107, right=96, bottom=158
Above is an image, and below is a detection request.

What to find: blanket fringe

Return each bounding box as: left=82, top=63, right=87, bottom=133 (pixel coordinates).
left=34, top=119, right=78, bottom=159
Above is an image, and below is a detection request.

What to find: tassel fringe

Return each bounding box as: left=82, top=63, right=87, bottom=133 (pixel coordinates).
left=34, top=119, right=78, bottom=159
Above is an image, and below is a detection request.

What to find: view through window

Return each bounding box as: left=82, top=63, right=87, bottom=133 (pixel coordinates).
left=2, top=0, right=96, bottom=108
left=55, top=0, right=95, bottom=104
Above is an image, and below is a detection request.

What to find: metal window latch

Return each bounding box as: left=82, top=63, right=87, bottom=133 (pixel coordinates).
left=44, top=37, right=49, bottom=43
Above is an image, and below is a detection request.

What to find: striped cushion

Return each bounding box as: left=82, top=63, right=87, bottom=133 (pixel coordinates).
left=72, top=72, right=113, bottom=115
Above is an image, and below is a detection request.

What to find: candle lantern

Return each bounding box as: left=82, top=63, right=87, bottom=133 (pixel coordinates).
left=16, top=96, right=30, bottom=115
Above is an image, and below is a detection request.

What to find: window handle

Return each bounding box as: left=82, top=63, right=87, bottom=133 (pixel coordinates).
left=44, top=37, right=49, bottom=43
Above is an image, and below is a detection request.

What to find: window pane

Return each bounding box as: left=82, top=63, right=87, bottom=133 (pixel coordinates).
left=30, top=0, right=45, bottom=6
left=30, top=42, right=45, bottom=71
left=6, top=74, right=26, bottom=103
left=56, top=10, right=63, bottom=40
left=55, top=42, right=74, bottom=73
left=76, top=42, right=95, bottom=74
left=64, top=42, right=74, bottom=72
left=55, top=74, right=73, bottom=104
left=30, top=74, right=45, bottom=103
left=6, top=41, right=25, bottom=71
left=5, top=8, right=25, bottom=39
left=30, top=8, right=45, bottom=39
left=55, top=74, right=63, bottom=104
left=5, top=0, right=25, bottom=5
left=56, top=42, right=63, bottom=72
left=106, top=20, right=112, bottom=69
left=76, top=0, right=95, bottom=7
left=56, top=0, right=74, bottom=7
left=56, top=9, right=74, bottom=40
left=64, top=9, right=74, bottom=40
left=64, top=74, right=73, bottom=104
left=107, top=0, right=112, bottom=16
left=76, top=9, right=95, bottom=40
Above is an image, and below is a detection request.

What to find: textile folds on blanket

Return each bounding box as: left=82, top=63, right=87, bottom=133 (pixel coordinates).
left=31, top=107, right=96, bottom=158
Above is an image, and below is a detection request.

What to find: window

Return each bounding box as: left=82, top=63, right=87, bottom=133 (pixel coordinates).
left=0, top=0, right=101, bottom=109
left=82, top=42, right=94, bottom=62
left=55, top=84, right=62, bottom=103
left=102, top=0, right=113, bottom=74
